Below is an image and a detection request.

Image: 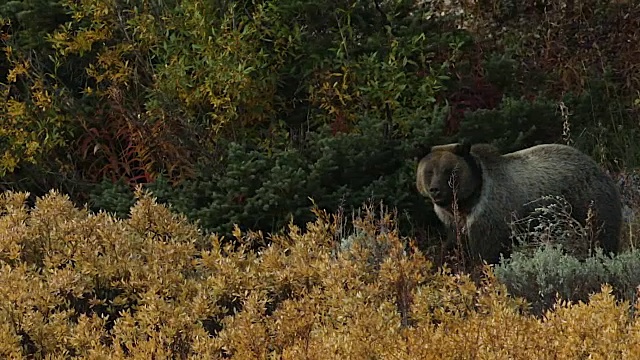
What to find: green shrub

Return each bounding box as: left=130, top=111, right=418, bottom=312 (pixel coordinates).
left=89, top=111, right=449, bottom=250
left=495, top=245, right=640, bottom=315
left=560, top=75, right=640, bottom=169
left=88, top=178, right=136, bottom=218
left=457, top=96, right=563, bottom=152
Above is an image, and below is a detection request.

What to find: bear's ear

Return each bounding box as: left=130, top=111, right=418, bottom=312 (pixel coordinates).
left=412, top=144, right=431, bottom=160
left=430, top=143, right=460, bottom=153
left=430, top=141, right=472, bottom=156
left=458, top=139, right=472, bottom=156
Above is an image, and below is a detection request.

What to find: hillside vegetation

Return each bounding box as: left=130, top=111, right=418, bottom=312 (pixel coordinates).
left=2, top=0, right=640, bottom=357
left=1, top=190, right=640, bottom=358
left=2, top=0, right=639, bottom=247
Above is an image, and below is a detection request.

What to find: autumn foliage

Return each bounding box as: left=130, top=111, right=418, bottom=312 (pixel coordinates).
left=2, top=1, right=640, bottom=357
left=0, top=190, right=640, bottom=358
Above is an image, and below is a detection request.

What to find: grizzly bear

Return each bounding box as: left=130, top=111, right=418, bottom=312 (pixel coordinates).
left=416, top=142, right=622, bottom=264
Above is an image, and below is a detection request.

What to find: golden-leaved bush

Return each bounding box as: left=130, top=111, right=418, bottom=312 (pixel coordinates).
left=0, top=189, right=639, bottom=359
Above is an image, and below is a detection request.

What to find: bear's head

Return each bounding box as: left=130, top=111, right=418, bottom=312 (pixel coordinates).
left=416, top=142, right=482, bottom=208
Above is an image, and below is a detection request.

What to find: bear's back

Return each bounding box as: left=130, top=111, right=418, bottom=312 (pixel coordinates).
left=466, top=143, right=622, bottom=260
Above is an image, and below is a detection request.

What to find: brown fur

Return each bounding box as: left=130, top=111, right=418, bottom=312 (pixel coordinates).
left=416, top=142, right=622, bottom=264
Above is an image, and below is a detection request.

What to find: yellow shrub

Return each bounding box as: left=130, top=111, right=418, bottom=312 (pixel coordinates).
left=0, top=189, right=638, bottom=359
